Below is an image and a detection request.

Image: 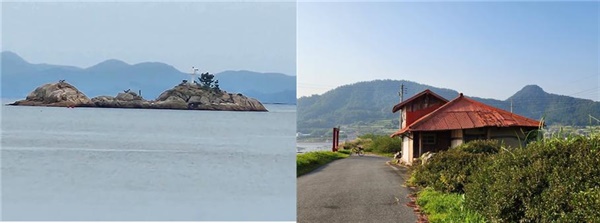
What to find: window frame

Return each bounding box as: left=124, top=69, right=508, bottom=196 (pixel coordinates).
left=422, top=133, right=436, bottom=145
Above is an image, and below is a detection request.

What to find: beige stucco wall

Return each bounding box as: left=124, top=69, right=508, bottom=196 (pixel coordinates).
left=401, top=110, right=407, bottom=129
left=488, top=127, right=531, bottom=149
left=452, top=127, right=534, bottom=149
left=402, top=135, right=413, bottom=165
left=450, top=129, right=463, bottom=148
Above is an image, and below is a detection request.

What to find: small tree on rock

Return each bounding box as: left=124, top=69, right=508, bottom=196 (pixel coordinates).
left=198, top=72, right=215, bottom=88
left=198, top=72, right=221, bottom=92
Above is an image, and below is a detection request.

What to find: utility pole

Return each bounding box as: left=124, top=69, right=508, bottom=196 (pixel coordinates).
left=398, top=83, right=407, bottom=129
left=399, top=83, right=406, bottom=102
left=510, top=99, right=513, bottom=113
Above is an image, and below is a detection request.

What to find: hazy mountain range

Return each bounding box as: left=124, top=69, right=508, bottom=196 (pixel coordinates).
left=298, top=80, right=600, bottom=133
left=1, top=51, right=296, bottom=104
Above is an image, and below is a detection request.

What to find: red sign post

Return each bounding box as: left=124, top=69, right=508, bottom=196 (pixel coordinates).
left=332, top=127, right=339, bottom=152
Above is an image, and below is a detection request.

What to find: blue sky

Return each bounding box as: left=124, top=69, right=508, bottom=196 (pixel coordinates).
left=2, top=2, right=296, bottom=75
left=297, top=1, right=599, bottom=101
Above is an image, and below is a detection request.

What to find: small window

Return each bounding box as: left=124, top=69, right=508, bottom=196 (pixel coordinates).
left=423, top=133, right=436, bottom=145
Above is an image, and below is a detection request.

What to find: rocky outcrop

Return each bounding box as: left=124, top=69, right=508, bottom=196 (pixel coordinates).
left=91, top=91, right=151, bottom=109
left=9, top=81, right=93, bottom=107
left=9, top=81, right=268, bottom=111
left=154, top=83, right=268, bottom=111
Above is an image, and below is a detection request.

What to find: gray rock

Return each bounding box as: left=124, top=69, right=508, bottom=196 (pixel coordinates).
left=10, top=81, right=268, bottom=111
left=115, top=92, right=134, bottom=101
left=155, top=84, right=267, bottom=111
left=13, top=82, right=92, bottom=107
left=188, top=96, right=203, bottom=104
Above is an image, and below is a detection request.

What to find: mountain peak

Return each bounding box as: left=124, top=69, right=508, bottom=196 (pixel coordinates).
left=86, top=59, right=130, bottom=72
left=1, top=51, right=29, bottom=64
left=521, top=84, right=545, bottom=93
left=2, top=50, right=20, bottom=57
left=94, top=59, right=129, bottom=67
left=510, top=84, right=547, bottom=99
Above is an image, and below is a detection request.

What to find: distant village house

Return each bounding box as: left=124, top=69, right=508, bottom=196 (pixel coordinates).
left=391, top=89, right=541, bottom=165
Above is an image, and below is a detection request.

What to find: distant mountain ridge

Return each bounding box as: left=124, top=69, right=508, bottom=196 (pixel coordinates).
left=1, top=51, right=296, bottom=104
left=298, top=79, right=600, bottom=133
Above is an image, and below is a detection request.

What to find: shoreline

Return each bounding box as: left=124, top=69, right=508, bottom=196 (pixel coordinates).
left=6, top=102, right=269, bottom=112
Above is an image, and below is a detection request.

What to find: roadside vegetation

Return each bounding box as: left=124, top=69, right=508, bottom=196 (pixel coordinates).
left=408, top=134, right=600, bottom=222
left=416, top=188, right=486, bottom=223
left=297, top=151, right=348, bottom=177
left=341, top=133, right=402, bottom=156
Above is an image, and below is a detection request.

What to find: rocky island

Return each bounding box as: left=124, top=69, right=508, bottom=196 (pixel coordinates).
left=9, top=81, right=268, bottom=112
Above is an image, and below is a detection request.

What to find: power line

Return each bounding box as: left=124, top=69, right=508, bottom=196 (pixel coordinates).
left=567, top=87, right=599, bottom=97
left=544, top=74, right=599, bottom=91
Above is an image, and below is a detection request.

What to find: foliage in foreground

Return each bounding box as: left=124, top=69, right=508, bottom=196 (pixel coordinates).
left=410, top=136, right=600, bottom=222
left=297, top=151, right=348, bottom=177
left=408, top=140, right=501, bottom=193
left=416, top=187, right=486, bottom=223
left=465, top=135, right=600, bottom=222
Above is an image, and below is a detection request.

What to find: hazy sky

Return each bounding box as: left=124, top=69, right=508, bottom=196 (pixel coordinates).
left=297, top=2, right=599, bottom=101
left=2, top=2, right=296, bottom=75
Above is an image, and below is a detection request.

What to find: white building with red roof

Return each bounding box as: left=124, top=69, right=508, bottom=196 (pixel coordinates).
left=391, top=90, right=542, bottom=165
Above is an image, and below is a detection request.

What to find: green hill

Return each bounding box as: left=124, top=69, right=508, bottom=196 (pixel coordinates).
left=298, top=80, right=600, bottom=136
left=509, top=85, right=600, bottom=127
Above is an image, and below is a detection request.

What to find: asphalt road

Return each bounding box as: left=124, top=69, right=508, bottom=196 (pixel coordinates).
left=297, top=154, right=417, bottom=223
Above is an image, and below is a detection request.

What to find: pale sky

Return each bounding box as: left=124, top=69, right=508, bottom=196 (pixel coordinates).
left=297, top=2, right=599, bottom=101
left=2, top=2, right=296, bottom=75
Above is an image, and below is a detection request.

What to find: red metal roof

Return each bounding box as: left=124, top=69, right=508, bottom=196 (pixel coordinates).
left=391, top=93, right=541, bottom=137
left=392, top=89, right=449, bottom=113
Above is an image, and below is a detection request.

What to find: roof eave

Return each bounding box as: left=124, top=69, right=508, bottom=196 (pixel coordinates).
left=391, top=89, right=449, bottom=113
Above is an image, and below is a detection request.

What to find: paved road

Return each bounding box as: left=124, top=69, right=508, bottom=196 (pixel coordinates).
left=297, top=154, right=417, bottom=223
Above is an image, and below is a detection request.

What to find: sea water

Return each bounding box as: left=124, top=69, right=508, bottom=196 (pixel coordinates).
left=1, top=103, right=296, bottom=221
left=296, top=142, right=332, bottom=153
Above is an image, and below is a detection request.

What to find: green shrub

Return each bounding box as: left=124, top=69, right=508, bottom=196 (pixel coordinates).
left=350, top=134, right=402, bottom=154
left=341, top=137, right=373, bottom=151
left=408, top=140, right=501, bottom=193
left=455, top=140, right=501, bottom=154
left=417, top=187, right=486, bottom=223
left=465, top=135, right=600, bottom=222
left=297, top=151, right=348, bottom=176
left=369, top=135, right=402, bottom=154
left=569, top=187, right=600, bottom=222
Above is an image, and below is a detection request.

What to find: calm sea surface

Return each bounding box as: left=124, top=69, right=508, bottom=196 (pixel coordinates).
left=1, top=103, right=296, bottom=221
left=296, top=142, right=332, bottom=153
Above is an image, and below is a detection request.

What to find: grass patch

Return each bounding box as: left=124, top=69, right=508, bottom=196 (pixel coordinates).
left=297, top=151, right=348, bottom=176
left=337, top=149, right=352, bottom=155
left=417, top=187, right=486, bottom=223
